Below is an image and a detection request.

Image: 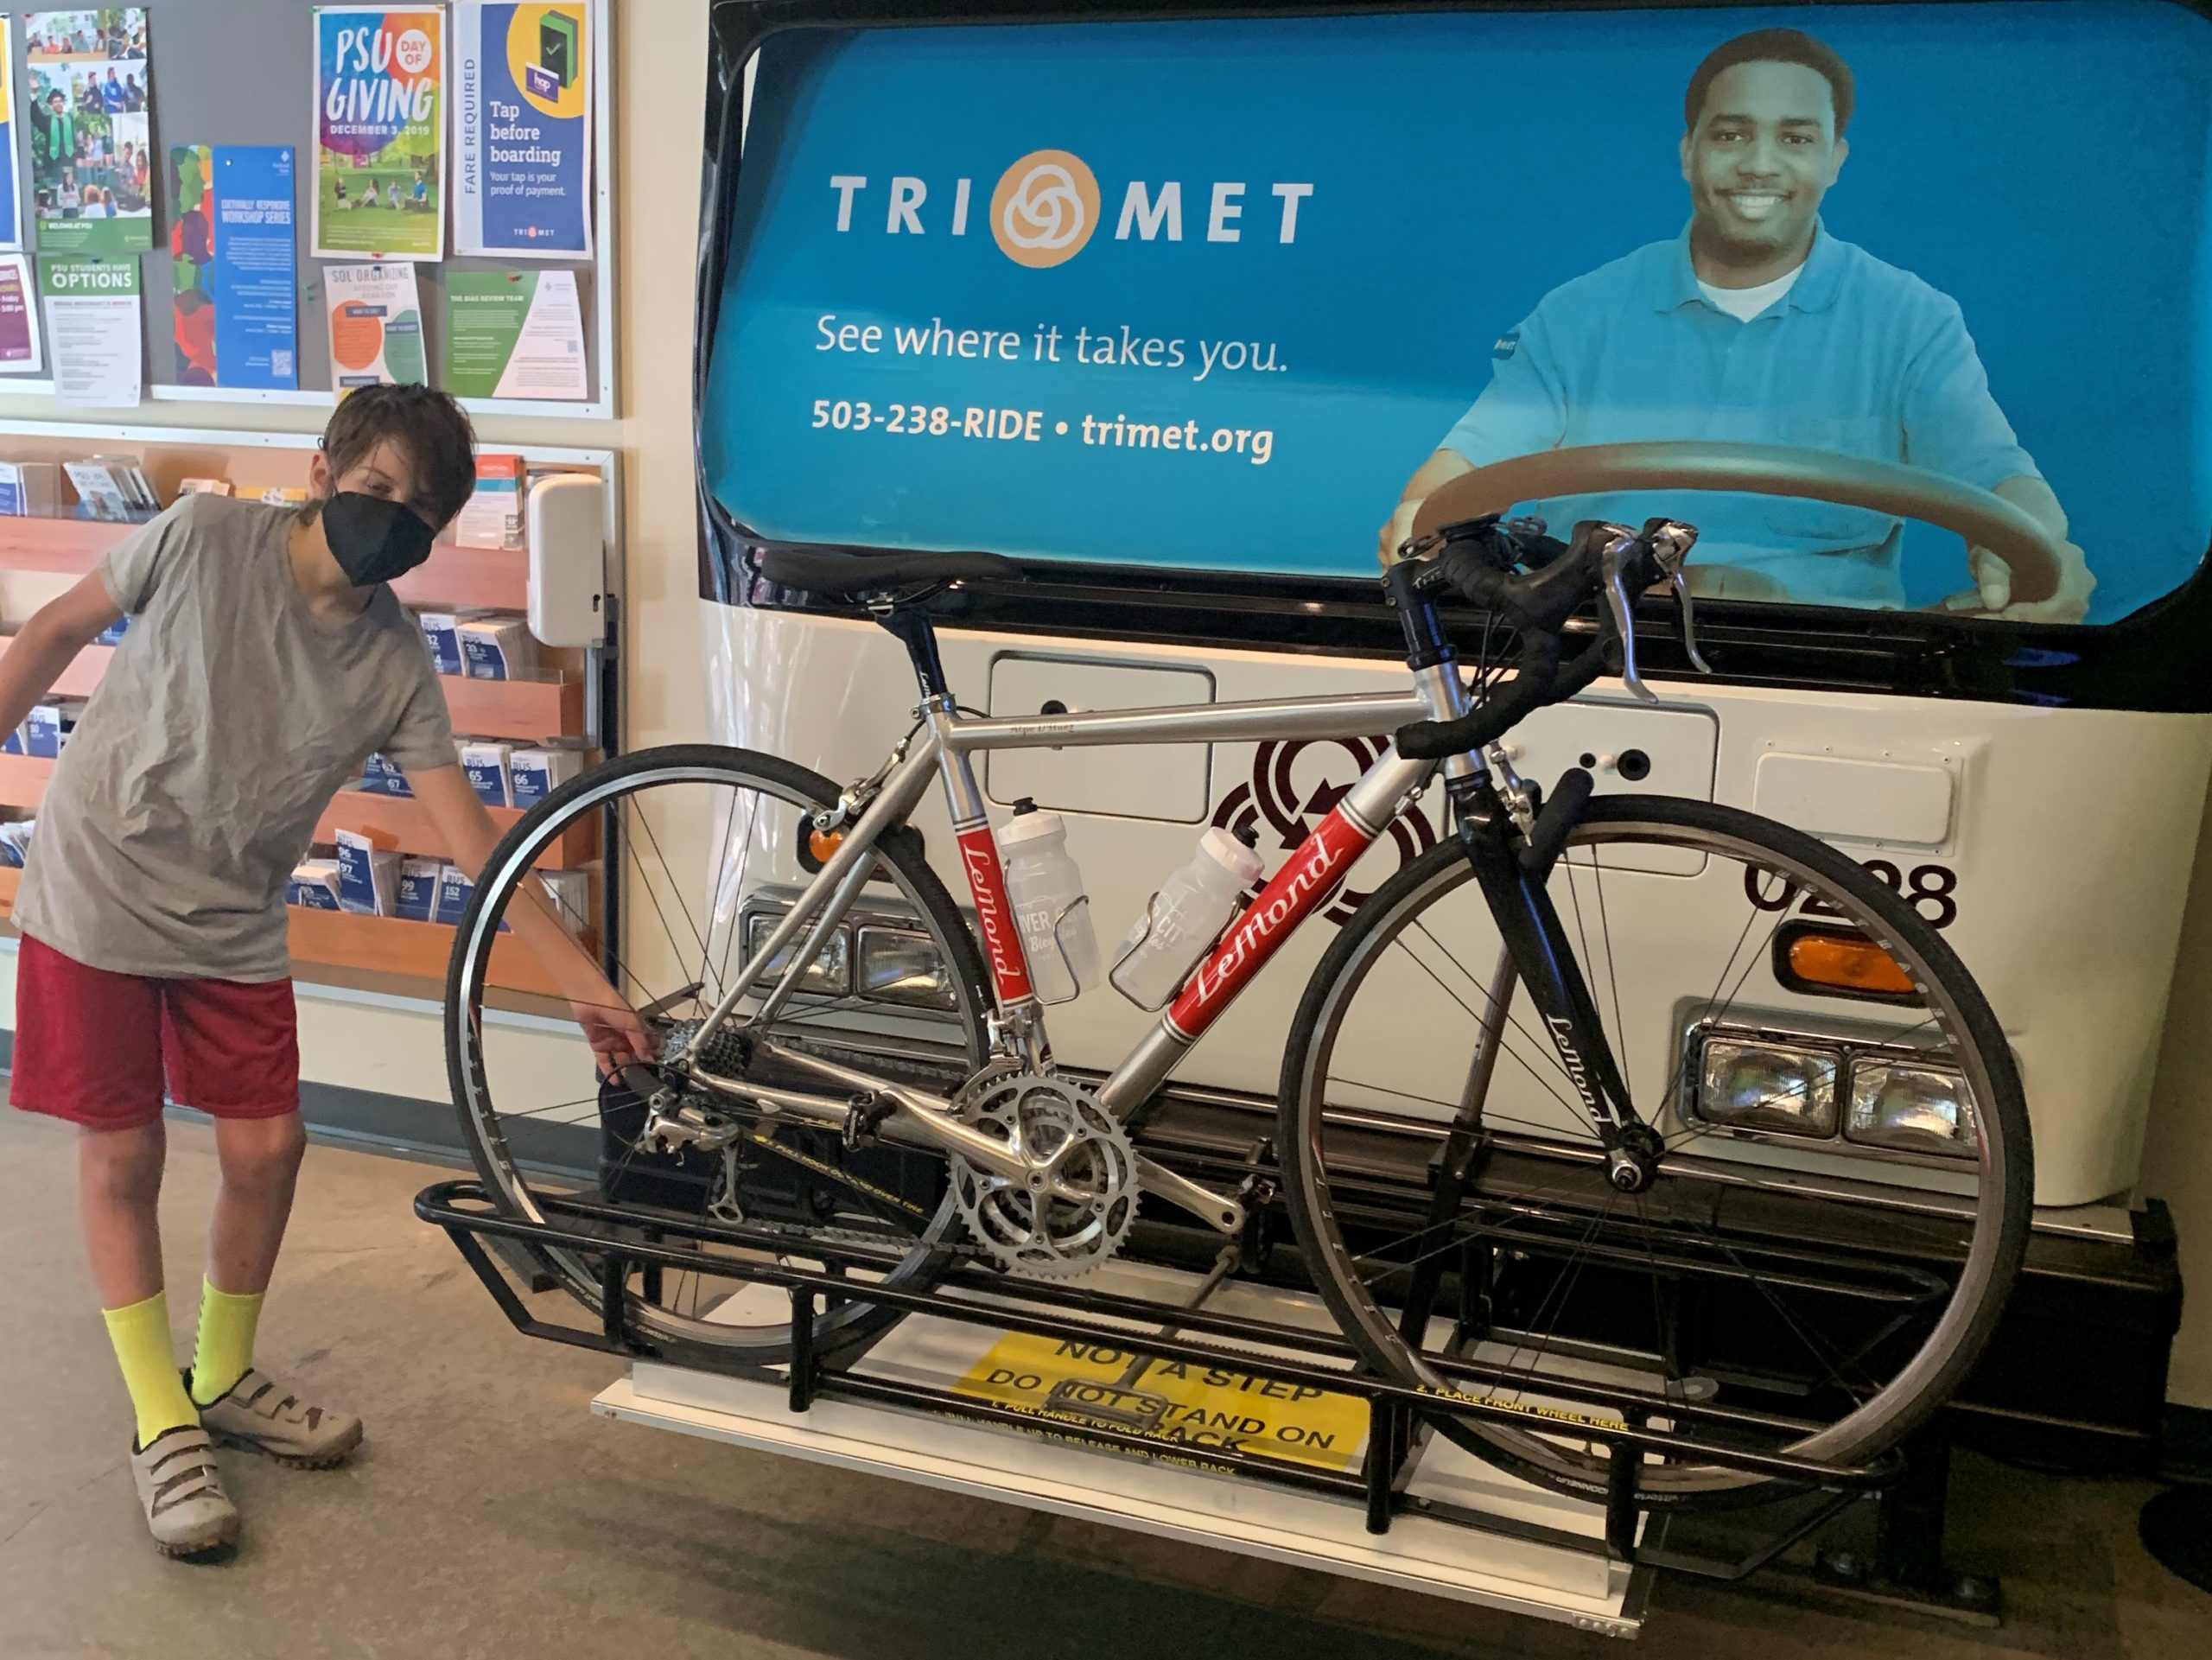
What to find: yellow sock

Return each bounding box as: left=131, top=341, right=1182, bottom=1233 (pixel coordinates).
left=188, top=1281, right=265, bottom=1408
left=101, top=1291, right=199, bottom=1448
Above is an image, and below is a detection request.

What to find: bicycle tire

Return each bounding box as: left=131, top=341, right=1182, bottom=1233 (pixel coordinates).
left=445, top=742, right=993, bottom=1370
left=1279, top=792, right=2031, bottom=1507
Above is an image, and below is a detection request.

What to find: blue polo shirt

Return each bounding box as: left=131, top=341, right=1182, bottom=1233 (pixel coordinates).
left=1440, top=226, right=2037, bottom=607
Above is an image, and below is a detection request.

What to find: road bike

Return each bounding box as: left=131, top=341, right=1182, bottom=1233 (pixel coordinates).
left=445, top=445, right=2040, bottom=1508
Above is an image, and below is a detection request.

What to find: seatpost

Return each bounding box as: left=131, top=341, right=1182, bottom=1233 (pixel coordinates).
left=869, top=595, right=951, bottom=701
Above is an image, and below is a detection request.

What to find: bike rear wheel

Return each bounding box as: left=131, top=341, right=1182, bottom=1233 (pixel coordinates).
left=1280, top=792, right=2030, bottom=1506
left=445, top=743, right=992, bottom=1369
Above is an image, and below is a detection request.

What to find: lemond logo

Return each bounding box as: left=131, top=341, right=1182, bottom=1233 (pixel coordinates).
left=989, top=150, right=1100, bottom=269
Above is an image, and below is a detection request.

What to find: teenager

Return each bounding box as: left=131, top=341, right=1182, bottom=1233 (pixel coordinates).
left=3, top=385, right=652, bottom=1556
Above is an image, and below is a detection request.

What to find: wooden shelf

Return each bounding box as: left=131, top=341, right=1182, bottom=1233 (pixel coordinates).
left=0, top=753, right=50, bottom=806
left=287, top=906, right=563, bottom=998
left=0, top=515, right=528, bottom=612
left=321, top=789, right=594, bottom=868
left=391, top=542, right=530, bottom=611
left=442, top=674, right=584, bottom=740
left=0, top=759, right=590, bottom=868
left=0, top=638, right=114, bottom=700
left=0, top=515, right=126, bottom=576
left=2, top=638, right=581, bottom=741
left=0, top=853, right=567, bottom=997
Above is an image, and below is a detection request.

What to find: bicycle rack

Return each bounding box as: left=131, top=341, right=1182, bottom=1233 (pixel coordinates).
left=416, top=1175, right=1903, bottom=1609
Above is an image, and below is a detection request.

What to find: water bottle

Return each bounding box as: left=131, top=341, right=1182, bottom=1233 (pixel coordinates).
left=1110, top=825, right=1265, bottom=1010
left=1001, top=798, right=1101, bottom=1005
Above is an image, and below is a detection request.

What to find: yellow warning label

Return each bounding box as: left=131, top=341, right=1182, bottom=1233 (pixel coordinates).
left=952, top=1333, right=1370, bottom=1472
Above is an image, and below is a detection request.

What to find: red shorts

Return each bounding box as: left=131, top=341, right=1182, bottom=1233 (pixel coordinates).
left=10, top=933, right=300, bottom=1131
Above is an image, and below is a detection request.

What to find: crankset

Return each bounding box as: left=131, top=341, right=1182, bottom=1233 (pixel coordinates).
left=948, top=1071, right=1140, bottom=1278
left=623, top=1021, right=1247, bottom=1250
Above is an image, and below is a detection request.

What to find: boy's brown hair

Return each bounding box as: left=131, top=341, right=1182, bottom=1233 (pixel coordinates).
left=320, top=383, right=478, bottom=529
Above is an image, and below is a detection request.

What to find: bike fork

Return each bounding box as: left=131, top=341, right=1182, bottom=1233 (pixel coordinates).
left=1450, top=779, right=1652, bottom=1187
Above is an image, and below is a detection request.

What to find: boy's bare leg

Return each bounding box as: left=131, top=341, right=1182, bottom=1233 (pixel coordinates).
left=207, top=1113, right=307, bottom=1295
left=189, top=1112, right=361, bottom=1467
left=188, top=1113, right=306, bottom=1407
left=78, top=1119, right=166, bottom=1307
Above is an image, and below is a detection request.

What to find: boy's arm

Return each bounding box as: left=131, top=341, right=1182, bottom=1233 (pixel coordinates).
left=0, top=571, right=122, bottom=738
left=410, top=763, right=653, bottom=1075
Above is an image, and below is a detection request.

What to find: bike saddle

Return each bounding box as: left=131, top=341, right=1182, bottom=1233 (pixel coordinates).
left=754, top=546, right=1024, bottom=595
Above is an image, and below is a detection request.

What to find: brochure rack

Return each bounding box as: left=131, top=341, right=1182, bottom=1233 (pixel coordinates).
left=0, top=422, right=617, bottom=1002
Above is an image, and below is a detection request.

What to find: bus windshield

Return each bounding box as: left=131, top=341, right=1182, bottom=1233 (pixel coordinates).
left=702, top=2, right=2212, bottom=626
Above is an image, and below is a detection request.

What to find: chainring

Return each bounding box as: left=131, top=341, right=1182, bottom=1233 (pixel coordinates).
left=950, top=1072, right=1139, bottom=1279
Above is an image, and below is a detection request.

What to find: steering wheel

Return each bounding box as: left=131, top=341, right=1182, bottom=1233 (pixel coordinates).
left=1408, top=442, right=2068, bottom=607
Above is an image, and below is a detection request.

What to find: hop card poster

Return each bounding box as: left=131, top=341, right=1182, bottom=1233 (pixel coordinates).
left=313, top=6, right=444, bottom=260
left=24, top=10, right=153, bottom=256
left=454, top=3, right=593, bottom=258
left=170, top=145, right=298, bottom=390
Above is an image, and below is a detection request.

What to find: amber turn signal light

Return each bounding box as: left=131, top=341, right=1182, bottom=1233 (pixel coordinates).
left=1784, top=929, right=1915, bottom=996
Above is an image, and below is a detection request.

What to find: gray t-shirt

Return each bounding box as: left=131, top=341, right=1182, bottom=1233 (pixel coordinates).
left=16, top=493, right=455, bottom=981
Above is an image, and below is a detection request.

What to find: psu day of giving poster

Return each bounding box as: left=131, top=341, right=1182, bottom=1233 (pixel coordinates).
left=454, top=2, right=592, bottom=258
left=313, top=5, right=445, bottom=260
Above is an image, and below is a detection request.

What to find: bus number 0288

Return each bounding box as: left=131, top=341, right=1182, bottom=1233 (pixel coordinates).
left=1745, top=859, right=1959, bottom=930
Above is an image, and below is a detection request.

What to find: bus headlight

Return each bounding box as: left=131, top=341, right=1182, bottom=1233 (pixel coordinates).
left=856, top=925, right=957, bottom=1010
left=1845, top=1061, right=1980, bottom=1160
left=1695, top=1035, right=1840, bottom=1137
left=740, top=907, right=851, bottom=995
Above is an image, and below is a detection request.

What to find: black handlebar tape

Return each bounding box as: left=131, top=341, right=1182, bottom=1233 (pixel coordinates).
left=1518, top=766, right=1595, bottom=874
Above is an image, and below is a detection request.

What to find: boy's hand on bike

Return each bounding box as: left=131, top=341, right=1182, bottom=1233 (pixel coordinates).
left=575, top=995, right=654, bottom=1080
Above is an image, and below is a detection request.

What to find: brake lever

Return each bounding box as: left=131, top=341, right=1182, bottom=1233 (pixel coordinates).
left=1597, top=531, right=1656, bottom=703
left=1668, top=566, right=1713, bottom=674
left=1638, top=518, right=1712, bottom=676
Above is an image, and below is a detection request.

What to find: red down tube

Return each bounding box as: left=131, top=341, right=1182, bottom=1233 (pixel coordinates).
left=1166, top=806, right=1376, bottom=1040
left=956, top=824, right=1035, bottom=1005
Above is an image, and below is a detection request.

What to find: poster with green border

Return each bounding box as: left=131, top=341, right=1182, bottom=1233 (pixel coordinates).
left=442, top=267, right=585, bottom=398
left=24, top=10, right=155, bottom=256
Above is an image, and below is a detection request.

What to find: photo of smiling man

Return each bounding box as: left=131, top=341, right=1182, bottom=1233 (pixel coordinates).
left=1382, top=27, right=2094, bottom=621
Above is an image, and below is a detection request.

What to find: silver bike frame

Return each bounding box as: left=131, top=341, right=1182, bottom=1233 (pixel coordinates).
left=675, top=665, right=1475, bottom=1231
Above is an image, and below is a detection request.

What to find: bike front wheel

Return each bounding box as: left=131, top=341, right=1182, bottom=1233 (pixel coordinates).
left=1279, top=793, right=2031, bottom=1507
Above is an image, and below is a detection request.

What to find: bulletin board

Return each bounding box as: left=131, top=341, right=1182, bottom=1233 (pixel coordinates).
left=0, top=0, right=616, bottom=419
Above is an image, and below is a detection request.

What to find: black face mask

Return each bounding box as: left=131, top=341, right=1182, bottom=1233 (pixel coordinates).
left=322, top=491, right=436, bottom=587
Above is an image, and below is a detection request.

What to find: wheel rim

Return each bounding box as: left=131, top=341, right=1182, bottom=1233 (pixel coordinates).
left=450, top=755, right=988, bottom=1355
left=1290, top=805, right=2024, bottom=1499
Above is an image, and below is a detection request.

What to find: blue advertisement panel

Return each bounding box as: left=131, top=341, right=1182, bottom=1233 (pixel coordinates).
left=454, top=2, right=593, bottom=258
left=214, top=148, right=298, bottom=390
left=702, top=3, right=2212, bottom=625
left=173, top=144, right=301, bottom=391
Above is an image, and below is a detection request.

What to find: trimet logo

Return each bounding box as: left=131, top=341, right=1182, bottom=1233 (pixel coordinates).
left=990, top=150, right=1099, bottom=269
left=828, top=153, right=1312, bottom=270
